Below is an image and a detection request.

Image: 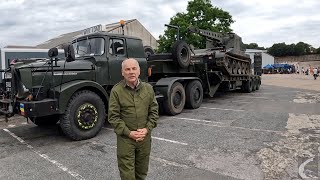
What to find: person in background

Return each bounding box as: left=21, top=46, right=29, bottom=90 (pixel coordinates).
left=313, top=67, right=318, bottom=80
left=108, top=58, right=159, bottom=180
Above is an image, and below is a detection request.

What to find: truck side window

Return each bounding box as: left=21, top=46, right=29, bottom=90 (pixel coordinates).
left=109, top=39, right=125, bottom=55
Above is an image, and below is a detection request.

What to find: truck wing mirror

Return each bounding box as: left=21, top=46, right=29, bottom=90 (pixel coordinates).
left=48, top=48, right=58, bottom=58
left=64, top=44, right=75, bottom=62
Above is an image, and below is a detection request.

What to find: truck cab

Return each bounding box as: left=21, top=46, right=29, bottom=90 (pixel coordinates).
left=72, top=32, right=148, bottom=88
left=0, top=32, right=151, bottom=141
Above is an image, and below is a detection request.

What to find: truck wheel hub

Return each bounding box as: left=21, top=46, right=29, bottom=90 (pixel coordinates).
left=193, top=89, right=200, bottom=101
left=173, top=92, right=182, bottom=107
left=76, top=103, right=98, bottom=130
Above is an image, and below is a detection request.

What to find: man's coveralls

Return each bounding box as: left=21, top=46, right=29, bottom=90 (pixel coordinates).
left=108, top=80, right=159, bottom=180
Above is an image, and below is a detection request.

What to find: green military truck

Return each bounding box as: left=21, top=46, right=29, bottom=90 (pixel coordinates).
left=0, top=26, right=260, bottom=140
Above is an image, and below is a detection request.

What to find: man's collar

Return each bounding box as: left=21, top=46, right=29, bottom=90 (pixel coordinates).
left=123, top=79, right=141, bottom=89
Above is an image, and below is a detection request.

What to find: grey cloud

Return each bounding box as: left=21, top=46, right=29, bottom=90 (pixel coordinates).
left=0, top=0, right=319, bottom=48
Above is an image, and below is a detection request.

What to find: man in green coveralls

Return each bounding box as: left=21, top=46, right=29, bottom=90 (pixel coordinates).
left=108, top=58, right=159, bottom=180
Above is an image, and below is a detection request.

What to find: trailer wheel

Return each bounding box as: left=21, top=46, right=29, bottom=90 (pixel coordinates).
left=163, top=82, right=186, bottom=115
left=144, top=46, right=155, bottom=57
left=60, top=90, right=106, bottom=140
left=256, top=80, right=261, bottom=90
left=172, top=40, right=191, bottom=68
left=242, top=80, right=252, bottom=93
left=185, top=80, right=203, bottom=109
left=30, top=115, right=59, bottom=127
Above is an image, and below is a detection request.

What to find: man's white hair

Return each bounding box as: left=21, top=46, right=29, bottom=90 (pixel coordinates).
left=121, top=58, right=140, bottom=70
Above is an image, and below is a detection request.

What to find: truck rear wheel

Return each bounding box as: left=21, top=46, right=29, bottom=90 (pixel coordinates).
left=252, top=81, right=256, bottom=91
left=185, top=80, right=203, bottom=109
left=60, top=90, right=106, bottom=140
left=242, top=80, right=252, bottom=93
left=163, top=82, right=186, bottom=115
left=30, top=115, right=59, bottom=127
left=256, top=80, right=261, bottom=90
left=172, top=40, right=191, bottom=68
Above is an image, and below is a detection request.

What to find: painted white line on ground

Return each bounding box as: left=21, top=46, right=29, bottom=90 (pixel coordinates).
left=226, top=96, right=269, bottom=99
left=151, top=137, right=188, bottom=145
left=170, top=117, right=225, bottom=124
left=7, top=124, right=16, bottom=128
left=3, top=129, right=85, bottom=180
left=151, top=156, right=189, bottom=168
left=204, top=100, right=252, bottom=104
left=190, top=122, right=283, bottom=134
left=201, top=107, right=244, bottom=112
left=103, top=127, right=188, bottom=146
left=89, top=139, right=189, bottom=168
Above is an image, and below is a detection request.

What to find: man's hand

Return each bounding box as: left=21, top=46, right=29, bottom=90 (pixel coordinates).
left=136, top=128, right=148, bottom=142
left=137, top=128, right=148, bottom=135
left=128, top=128, right=148, bottom=142
left=128, top=130, right=146, bottom=142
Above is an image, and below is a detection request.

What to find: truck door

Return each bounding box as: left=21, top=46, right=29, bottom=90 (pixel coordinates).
left=108, top=38, right=126, bottom=85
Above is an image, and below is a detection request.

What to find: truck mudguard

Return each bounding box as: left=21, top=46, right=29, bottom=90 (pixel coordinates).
left=154, top=77, right=201, bottom=99
left=54, top=80, right=108, bottom=113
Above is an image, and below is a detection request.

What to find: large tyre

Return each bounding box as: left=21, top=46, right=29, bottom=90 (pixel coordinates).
left=144, top=46, right=155, bottom=57
left=256, top=80, right=261, bottom=90
left=60, top=90, right=106, bottom=140
left=185, top=80, right=203, bottom=109
left=163, top=82, right=186, bottom=115
left=242, top=80, right=252, bottom=93
left=252, top=80, right=257, bottom=91
left=30, top=115, right=59, bottom=127
left=172, top=40, right=191, bottom=69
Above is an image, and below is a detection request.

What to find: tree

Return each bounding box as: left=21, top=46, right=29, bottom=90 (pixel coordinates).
left=268, top=42, right=312, bottom=57
left=244, top=43, right=266, bottom=50
left=157, top=0, right=234, bottom=53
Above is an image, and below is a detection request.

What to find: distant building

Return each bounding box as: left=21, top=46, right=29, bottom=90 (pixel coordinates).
left=36, top=19, right=157, bottom=50
left=245, top=49, right=275, bottom=68
left=0, top=48, right=64, bottom=70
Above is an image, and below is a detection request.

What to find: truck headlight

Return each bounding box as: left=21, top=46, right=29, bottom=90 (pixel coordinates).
left=4, top=72, right=12, bottom=79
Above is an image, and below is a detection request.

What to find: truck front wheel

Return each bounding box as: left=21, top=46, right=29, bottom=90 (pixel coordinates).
left=163, top=82, right=186, bottom=115
left=60, top=90, right=106, bottom=140
left=185, top=80, right=203, bottom=109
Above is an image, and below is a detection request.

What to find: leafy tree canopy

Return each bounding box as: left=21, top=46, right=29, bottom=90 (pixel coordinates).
left=243, top=43, right=266, bottom=50
left=267, top=42, right=313, bottom=57
left=157, top=0, right=234, bottom=52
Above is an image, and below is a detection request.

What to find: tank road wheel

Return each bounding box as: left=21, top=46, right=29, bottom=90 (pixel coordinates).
left=172, top=40, right=191, bottom=68
left=242, top=80, right=252, bottom=93
left=163, top=82, right=186, bottom=115
left=237, top=62, right=242, bottom=74
left=30, top=115, right=59, bottom=127
left=60, top=90, right=106, bottom=140
left=185, top=80, right=203, bottom=109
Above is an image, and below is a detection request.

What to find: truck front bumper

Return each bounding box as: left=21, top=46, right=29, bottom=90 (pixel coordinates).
left=18, top=99, right=59, bottom=118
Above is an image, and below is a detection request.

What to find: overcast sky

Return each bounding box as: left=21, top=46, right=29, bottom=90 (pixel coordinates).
left=1, top=0, right=319, bottom=49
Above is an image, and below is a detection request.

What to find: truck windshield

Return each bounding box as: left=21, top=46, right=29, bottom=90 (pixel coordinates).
left=72, top=38, right=104, bottom=57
